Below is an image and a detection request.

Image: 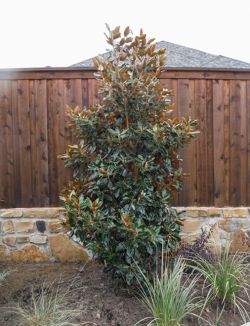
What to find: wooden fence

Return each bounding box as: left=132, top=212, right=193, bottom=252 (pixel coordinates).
left=1, top=67, right=250, bottom=208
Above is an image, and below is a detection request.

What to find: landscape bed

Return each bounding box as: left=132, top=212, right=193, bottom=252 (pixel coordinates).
left=0, top=261, right=247, bottom=326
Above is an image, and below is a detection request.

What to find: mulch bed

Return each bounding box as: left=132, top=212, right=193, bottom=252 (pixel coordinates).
left=0, top=262, right=246, bottom=326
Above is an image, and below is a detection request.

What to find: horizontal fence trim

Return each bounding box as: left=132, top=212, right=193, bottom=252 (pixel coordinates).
left=1, top=68, right=250, bottom=80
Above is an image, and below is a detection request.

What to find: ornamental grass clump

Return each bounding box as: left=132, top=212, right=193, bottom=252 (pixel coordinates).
left=192, top=246, right=250, bottom=323
left=60, top=25, right=198, bottom=285
left=136, top=256, right=204, bottom=326
left=6, top=282, right=84, bottom=326
left=0, top=270, right=13, bottom=286
left=0, top=271, right=10, bottom=286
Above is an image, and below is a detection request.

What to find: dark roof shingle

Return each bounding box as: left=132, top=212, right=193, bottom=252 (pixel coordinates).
left=71, top=41, right=250, bottom=69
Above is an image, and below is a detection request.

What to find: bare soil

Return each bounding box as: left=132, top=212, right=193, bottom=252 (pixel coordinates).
left=0, top=262, right=247, bottom=326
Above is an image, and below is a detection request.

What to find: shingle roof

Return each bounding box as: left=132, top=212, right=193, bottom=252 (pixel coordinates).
left=71, top=41, right=250, bottom=69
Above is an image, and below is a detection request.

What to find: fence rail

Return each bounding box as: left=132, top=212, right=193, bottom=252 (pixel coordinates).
left=1, top=68, right=250, bottom=208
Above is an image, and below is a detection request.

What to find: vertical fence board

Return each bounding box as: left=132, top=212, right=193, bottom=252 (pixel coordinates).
left=178, top=79, right=197, bottom=206
left=17, top=80, right=32, bottom=206
left=213, top=80, right=225, bottom=206
left=161, top=78, right=179, bottom=205
left=47, top=80, right=59, bottom=205
left=239, top=81, right=247, bottom=205
left=29, top=80, right=37, bottom=205
left=47, top=80, right=67, bottom=205
left=88, top=79, right=101, bottom=106
left=229, top=79, right=239, bottom=205
left=195, top=79, right=208, bottom=205
left=0, top=80, right=8, bottom=205
left=82, top=79, right=89, bottom=107
left=5, top=81, right=14, bottom=207
left=37, top=80, right=49, bottom=206
left=229, top=80, right=247, bottom=205
left=223, top=80, right=230, bottom=206
left=63, top=79, right=83, bottom=180
left=206, top=80, right=214, bottom=206
left=11, top=81, right=21, bottom=207
left=29, top=80, right=49, bottom=206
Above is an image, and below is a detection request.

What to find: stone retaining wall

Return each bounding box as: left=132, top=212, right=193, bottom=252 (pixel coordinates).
left=0, top=208, right=88, bottom=263
left=179, top=207, right=250, bottom=252
left=0, top=207, right=250, bottom=263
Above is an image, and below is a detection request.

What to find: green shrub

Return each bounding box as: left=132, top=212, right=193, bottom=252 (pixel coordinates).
left=136, top=256, right=204, bottom=326
left=191, top=246, right=250, bottom=323
left=60, top=25, right=198, bottom=285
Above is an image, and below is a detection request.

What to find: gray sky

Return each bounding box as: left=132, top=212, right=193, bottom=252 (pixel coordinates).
left=1, top=0, right=250, bottom=68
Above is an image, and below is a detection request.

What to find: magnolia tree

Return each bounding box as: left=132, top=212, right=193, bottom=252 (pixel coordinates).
left=60, top=25, right=198, bottom=284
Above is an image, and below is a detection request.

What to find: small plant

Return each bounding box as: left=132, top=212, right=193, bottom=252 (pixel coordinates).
left=0, top=271, right=11, bottom=286
left=136, top=255, right=204, bottom=326
left=192, top=245, right=250, bottom=323
left=6, top=281, right=88, bottom=326
left=60, top=24, right=198, bottom=285
left=178, top=226, right=214, bottom=262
